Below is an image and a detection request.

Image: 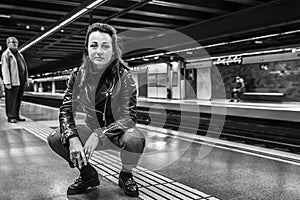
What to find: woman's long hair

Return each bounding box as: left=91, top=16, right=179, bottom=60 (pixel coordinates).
left=78, top=23, right=124, bottom=87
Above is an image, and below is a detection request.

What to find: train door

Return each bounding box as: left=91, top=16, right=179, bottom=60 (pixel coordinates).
left=196, top=67, right=211, bottom=100
left=147, top=63, right=168, bottom=98
left=137, top=72, right=148, bottom=97
left=131, top=67, right=148, bottom=98
left=185, top=68, right=197, bottom=98
left=169, top=61, right=180, bottom=99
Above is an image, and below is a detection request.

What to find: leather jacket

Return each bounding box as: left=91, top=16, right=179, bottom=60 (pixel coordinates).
left=59, top=60, right=137, bottom=147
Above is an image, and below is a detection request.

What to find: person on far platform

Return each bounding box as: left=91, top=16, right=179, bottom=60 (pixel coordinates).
left=229, top=76, right=245, bottom=103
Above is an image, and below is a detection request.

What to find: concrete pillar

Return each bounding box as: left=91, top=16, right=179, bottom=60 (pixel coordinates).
left=52, top=81, right=55, bottom=94
left=33, top=82, right=38, bottom=92
left=38, top=82, right=43, bottom=93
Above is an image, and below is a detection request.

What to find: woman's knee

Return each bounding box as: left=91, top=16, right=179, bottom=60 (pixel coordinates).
left=47, top=128, right=73, bottom=165
left=47, top=128, right=62, bottom=150
left=121, top=128, right=145, bottom=153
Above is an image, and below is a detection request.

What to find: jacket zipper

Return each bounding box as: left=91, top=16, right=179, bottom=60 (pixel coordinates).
left=103, top=93, right=108, bottom=126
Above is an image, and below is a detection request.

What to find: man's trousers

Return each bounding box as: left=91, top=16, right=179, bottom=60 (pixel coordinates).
left=5, top=85, right=25, bottom=119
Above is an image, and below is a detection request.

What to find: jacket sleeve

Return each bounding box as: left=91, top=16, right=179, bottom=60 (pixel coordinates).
left=1, top=52, right=11, bottom=85
left=59, top=70, right=79, bottom=147
left=103, top=73, right=137, bottom=138
left=20, top=53, right=29, bottom=83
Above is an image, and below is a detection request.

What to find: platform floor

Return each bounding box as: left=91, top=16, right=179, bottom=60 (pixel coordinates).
left=1, top=99, right=300, bottom=200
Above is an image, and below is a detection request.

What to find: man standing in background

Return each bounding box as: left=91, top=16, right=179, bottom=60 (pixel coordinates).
left=1, top=36, right=28, bottom=123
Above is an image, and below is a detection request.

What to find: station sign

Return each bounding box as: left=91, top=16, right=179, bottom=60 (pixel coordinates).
left=213, top=55, right=243, bottom=66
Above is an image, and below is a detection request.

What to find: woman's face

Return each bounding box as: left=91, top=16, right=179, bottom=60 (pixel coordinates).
left=88, top=31, right=113, bottom=68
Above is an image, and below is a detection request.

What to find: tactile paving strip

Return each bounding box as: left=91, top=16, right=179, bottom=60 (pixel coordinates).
left=17, top=120, right=220, bottom=200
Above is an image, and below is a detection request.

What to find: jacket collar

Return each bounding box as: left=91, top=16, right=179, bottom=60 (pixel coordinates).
left=5, top=48, right=23, bottom=60
left=5, top=48, right=14, bottom=57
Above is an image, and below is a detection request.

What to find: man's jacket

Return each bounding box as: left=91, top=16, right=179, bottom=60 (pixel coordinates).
left=59, top=60, right=137, bottom=147
left=1, top=48, right=28, bottom=86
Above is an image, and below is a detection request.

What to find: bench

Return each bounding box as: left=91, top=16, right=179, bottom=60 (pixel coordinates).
left=242, top=92, right=285, bottom=101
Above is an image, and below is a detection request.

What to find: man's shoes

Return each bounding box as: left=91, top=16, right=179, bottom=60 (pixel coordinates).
left=229, top=99, right=234, bottom=102
left=67, top=174, right=100, bottom=195
left=237, top=99, right=240, bottom=103
left=118, top=172, right=139, bottom=197
left=16, top=117, right=26, bottom=122
left=7, top=118, right=17, bottom=123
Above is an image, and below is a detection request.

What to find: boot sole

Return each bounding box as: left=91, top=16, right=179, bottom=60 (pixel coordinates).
left=67, top=178, right=100, bottom=195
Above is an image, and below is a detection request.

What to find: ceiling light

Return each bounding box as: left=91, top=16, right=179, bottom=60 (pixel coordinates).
left=41, top=57, right=61, bottom=62
left=41, top=27, right=45, bottom=31
left=86, top=0, right=107, bottom=9
left=20, top=0, right=107, bottom=52
left=26, top=25, right=30, bottom=29
left=292, top=48, right=300, bottom=53
left=0, top=14, right=10, bottom=18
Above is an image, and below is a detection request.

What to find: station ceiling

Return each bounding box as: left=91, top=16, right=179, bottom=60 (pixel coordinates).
left=1, top=0, right=300, bottom=74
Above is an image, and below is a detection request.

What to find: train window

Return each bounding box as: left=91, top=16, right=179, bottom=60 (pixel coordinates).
left=157, top=73, right=167, bottom=87
left=148, top=73, right=167, bottom=87
left=148, top=74, right=156, bottom=87
left=172, top=71, right=178, bottom=86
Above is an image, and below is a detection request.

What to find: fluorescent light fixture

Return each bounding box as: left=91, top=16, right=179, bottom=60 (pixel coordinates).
left=254, top=40, right=263, bottom=44
left=292, top=48, right=300, bottom=53
left=86, top=0, right=106, bottom=9
left=0, top=14, right=10, bottom=18
left=20, top=0, right=107, bottom=52
left=282, top=29, right=300, bottom=35
left=58, top=8, right=87, bottom=27
left=41, top=58, right=61, bottom=62
left=150, top=0, right=172, bottom=7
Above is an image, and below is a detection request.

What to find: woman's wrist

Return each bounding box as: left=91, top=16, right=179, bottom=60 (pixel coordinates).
left=68, top=135, right=79, bottom=143
left=93, top=128, right=107, bottom=139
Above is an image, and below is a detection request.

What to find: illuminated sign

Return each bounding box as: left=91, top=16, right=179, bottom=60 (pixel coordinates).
left=213, top=55, right=242, bottom=66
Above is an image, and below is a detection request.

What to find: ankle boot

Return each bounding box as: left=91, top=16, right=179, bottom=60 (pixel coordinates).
left=67, top=164, right=100, bottom=195
left=118, top=172, right=139, bottom=197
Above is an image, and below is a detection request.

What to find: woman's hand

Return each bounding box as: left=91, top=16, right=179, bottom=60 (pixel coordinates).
left=69, top=137, right=87, bottom=169
left=84, top=133, right=99, bottom=161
